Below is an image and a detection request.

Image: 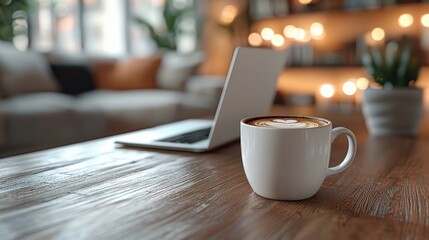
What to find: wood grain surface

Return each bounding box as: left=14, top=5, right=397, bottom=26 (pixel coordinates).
left=1, top=106, right=429, bottom=240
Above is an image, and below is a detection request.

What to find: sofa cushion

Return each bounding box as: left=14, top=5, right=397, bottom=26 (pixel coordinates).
left=94, top=56, right=162, bottom=91
left=1, top=92, right=106, bottom=147
left=157, top=51, right=203, bottom=91
left=77, top=90, right=187, bottom=134
left=1, top=93, right=77, bottom=146
left=0, top=41, right=59, bottom=97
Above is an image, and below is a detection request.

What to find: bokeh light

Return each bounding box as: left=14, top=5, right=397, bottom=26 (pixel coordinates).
left=398, top=13, right=413, bottom=28
left=283, top=25, right=297, bottom=38
left=271, top=34, right=285, bottom=47
left=356, top=77, right=369, bottom=90
left=310, top=22, right=325, bottom=39
left=219, top=5, right=238, bottom=25
left=248, top=33, right=263, bottom=47
left=342, top=81, right=357, bottom=96
left=371, top=27, right=385, bottom=42
left=261, top=27, right=275, bottom=41
left=294, top=28, right=311, bottom=42
left=298, top=0, right=312, bottom=5
left=421, top=14, right=429, bottom=27
left=320, top=84, right=335, bottom=99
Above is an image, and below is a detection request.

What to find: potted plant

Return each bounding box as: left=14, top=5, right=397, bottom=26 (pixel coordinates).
left=361, top=38, right=423, bottom=136
left=0, top=0, right=29, bottom=42
left=134, top=0, right=204, bottom=90
left=134, top=0, right=198, bottom=52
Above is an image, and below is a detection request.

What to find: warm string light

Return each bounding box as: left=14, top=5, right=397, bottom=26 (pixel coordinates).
left=248, top=32, right=263, bottom=47
left=320, top=84, right=335, bottom=99
left=422, top=14, right=429, bottom=27
left=261, top=27, right=274, bottom=41
left=219, top=5, right=237, bottom=25
left=250, top=12, right=429, bottom=49
left=283, top=25, right=297, bottom=38
left=398, top=13, right=413, bottom=28
left=251, top=21, right=325, bottom=48
left=271, top=34, right=285, bottom=47
left=247, top=13, right=428, bottom=106
left=343, top=81, right=357, bottom=96
left=294, top=28, right=311, bottom=42
left=320, top=77, right=368, bottom=100
left=298, top=0, right=313, bottom=5
left=310, top=22, right=325, bottom=39
left=371, top=27, right=385, bottom=42
left=356, top=77, right=369, bottom=90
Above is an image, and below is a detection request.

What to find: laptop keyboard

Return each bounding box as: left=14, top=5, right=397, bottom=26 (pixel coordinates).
left=157, top=128, right=211, bottom=144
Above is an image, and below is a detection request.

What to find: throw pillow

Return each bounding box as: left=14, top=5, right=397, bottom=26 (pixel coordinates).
left=0, top=41, right=59, bottom=97
left=157, top=51, right=204, bottom=91
left=50, top=63, right=96, bottom=95
left=94, top=56, right=162, bottom=91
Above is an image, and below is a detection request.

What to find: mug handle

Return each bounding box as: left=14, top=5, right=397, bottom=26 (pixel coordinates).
left=327, top=127, right=357, bottom=176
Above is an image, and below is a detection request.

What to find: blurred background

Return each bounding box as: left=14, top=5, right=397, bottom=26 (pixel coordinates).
left=3, top=0, right=429, bottom=101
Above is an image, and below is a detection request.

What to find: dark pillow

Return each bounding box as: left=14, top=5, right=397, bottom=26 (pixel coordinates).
left=50, top=63, right=95, bottom=95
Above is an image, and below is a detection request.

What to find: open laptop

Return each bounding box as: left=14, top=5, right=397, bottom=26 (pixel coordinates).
left=115, top=47, right=286, bottom=152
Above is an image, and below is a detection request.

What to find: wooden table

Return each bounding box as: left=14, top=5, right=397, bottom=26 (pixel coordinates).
left=1, top=105, right=429, bottom=240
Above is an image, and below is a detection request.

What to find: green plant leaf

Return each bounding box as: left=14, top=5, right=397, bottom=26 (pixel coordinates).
left=362, top=38, right=421, bottom=88
left=396, top=41, right=411, bottom=86
left=385, top=41, right=398, bottom=69
left=369, top=46, right=385, bottom=72
left=0, top=0, right=29, bottom=41
left=163, top=0, right=176, bottom=34
left=134, top=0, right=196, bottom=51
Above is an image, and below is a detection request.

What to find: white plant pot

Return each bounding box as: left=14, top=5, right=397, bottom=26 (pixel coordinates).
left=362, top=87, right=424, bottom=136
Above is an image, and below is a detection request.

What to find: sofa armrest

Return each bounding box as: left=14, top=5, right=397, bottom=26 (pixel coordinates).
left=185, top=75, right=225, bottom=110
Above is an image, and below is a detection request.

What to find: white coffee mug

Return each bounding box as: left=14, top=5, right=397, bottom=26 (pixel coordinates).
left=240, top=115, right=357, bottom=200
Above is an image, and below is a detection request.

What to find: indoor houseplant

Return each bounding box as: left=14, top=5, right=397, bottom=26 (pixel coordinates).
left=0, top=0, right=29, bottom=42
left=134, top=0, right=198, bottom=51
left=134, top=0, right=203, bottom=90
left=361, top=38, right=423, bottom=136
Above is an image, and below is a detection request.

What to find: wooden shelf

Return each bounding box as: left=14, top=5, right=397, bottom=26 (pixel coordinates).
left=250, top=2, right=429, bottom=65
left=276, top=66, right=429, bottom=94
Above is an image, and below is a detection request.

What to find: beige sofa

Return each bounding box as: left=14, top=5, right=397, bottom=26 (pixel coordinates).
left=0, top=42, right=224, bottom=157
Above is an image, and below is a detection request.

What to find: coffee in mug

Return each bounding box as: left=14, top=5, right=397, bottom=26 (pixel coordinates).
left=240, top=115, right=357, bottom=201
left=246, top=116, right=328, bottom=128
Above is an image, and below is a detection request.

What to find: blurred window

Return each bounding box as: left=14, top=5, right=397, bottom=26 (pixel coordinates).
left=82, top=0, right=126, bottom=56
left=31, top=0, right=81, bottom=53
left=30, top=0, right=197, bottom=56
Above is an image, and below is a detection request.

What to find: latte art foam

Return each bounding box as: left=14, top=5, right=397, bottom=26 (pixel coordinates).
left=247, top=117, right=327, bottom=129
